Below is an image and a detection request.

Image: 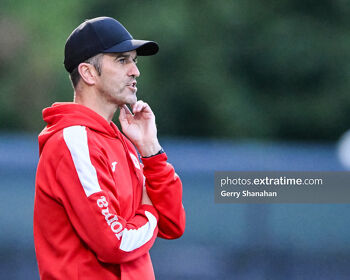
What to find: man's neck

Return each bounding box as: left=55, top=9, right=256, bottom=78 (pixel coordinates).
left=74, top=88, right=117, bottom=123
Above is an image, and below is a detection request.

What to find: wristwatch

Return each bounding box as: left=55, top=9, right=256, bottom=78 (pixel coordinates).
left=142, top=148, right=165, bottom=158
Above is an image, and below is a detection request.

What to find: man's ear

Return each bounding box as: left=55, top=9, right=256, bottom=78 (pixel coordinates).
left=78, top=63, right=97, bottom=85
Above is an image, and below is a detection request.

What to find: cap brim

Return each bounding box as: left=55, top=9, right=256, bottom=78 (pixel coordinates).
left=103, top=39, right=159, bottom=56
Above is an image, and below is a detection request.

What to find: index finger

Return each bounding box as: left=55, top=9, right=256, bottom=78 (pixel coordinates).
left=122, top=104, right=134, bottom=116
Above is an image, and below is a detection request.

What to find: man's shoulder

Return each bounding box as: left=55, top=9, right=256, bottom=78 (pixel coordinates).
left=45, top=124, right=110, bottom=149
left=42, top=128, right=65, bottom=151
left=39, top=125, right=109, bottom=170
left=41, top=125, right=91, bottom=156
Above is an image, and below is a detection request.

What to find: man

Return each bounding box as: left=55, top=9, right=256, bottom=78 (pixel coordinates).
left=34, top=16, right=185, bottom=280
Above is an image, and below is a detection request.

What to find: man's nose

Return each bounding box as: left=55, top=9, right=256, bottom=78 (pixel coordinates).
left=128, top=62, right=140, bottom=78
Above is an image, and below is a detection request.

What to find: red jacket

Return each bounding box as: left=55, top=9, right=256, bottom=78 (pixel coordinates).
left=34, top=103, right=185, bottom=280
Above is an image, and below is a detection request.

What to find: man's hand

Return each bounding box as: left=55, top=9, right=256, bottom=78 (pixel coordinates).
left=118, top=100, right=162, bottom=157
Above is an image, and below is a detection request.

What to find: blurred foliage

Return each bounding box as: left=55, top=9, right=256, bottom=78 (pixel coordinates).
left=1, top=0, right=350, bottom=140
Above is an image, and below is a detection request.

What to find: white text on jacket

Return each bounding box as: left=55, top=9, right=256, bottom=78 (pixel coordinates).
left=97, top=196, right=123, bottom=240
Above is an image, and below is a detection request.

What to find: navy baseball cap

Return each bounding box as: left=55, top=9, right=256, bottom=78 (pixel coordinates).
left=64, top=16, right=159, bottom=73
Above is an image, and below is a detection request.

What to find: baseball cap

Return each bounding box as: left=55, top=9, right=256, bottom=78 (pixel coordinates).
left=64, top=16, right=159, bottom=73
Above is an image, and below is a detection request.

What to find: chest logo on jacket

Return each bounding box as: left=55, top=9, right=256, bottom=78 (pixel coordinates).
left=129, top=153, right=140, bottom=170
left=111, top=161, right=118, bottom=172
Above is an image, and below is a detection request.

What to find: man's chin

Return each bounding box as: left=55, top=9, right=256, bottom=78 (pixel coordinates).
left=126, top=95, right=137, bottom=106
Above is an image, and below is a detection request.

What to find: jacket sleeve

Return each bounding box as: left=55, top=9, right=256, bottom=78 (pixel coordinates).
left=53, top=126, right=158, bottom=264
left=141, top=152, right=186, bottom=239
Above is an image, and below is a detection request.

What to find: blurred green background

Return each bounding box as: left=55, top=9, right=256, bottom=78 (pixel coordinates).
left=2, top=0, right=350, bottom=140
left=2, top=1, right=350, bottom=280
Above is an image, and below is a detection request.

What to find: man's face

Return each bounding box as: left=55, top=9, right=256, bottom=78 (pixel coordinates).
left=95, top=50, right=140, bottom=106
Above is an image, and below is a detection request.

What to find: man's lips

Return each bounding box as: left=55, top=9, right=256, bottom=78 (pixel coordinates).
left=126, top=81, right=137, bottom=92
left=126, top=81, right=137, bottom=87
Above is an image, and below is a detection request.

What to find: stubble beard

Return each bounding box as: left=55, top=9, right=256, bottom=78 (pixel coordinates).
left=103, top=86, right=137, bottom=107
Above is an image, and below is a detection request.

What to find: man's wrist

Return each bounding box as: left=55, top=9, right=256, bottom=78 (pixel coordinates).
left=142, top=147, right=164, bottom=158
left=137, top=141, right=162, bottom=157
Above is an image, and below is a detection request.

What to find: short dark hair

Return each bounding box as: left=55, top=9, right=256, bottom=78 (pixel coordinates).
left=69, top=53, right=103, bottom=88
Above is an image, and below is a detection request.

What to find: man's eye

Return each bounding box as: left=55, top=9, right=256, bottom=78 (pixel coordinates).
left=133, top=59, right=138, bottom=64
left=118, top=58, right=126, bottom=64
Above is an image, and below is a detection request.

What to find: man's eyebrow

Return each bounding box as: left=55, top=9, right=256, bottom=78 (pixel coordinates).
left=115, top=53, right=129, bottom=58
left=114, top=53, right=137, bottom=60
